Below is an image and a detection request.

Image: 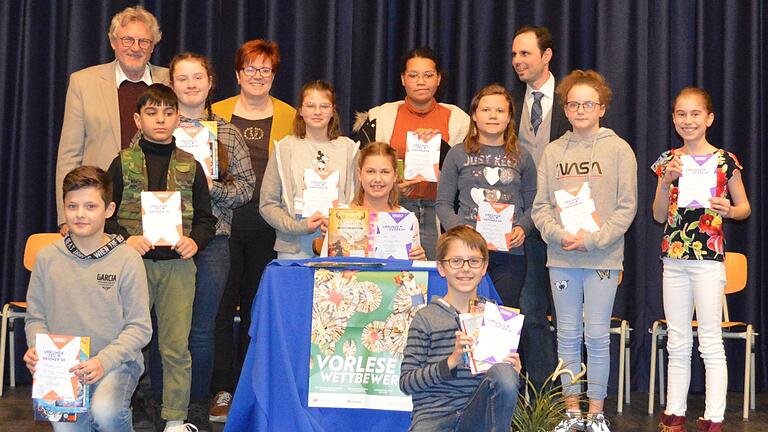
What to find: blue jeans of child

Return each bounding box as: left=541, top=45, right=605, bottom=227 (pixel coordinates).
left=401, top=198, right=438, bottom=260
left=52, top=360, right=143, bottom=432
left=189, top=235, right=230, bottom=402
left=549, top=267, right=618, bottom=400
left=410, top=363, right=520, bottom=432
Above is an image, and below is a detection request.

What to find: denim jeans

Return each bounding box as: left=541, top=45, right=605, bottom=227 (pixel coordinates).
left=519, top=231, right=556, bottom=390
left=401, top=198, right=438, bottom=260
left=189, top=235, right=230, bottom=403
left=52, top=360, right=143, bottom=432
left=409, top=363, right=520, bottom=432
left=212, top=225, right=276, bottom=393
left=662, top=258, right=727, bottom=422
left=549, top=267, right=618, bottom=400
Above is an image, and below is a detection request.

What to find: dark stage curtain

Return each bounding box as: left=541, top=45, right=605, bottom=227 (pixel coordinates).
left=1, top=0, right=765, bottom=395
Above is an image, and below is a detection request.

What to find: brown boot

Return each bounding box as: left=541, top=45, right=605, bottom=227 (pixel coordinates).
left=695, top=418, right=722, bottom=432
left=659, top=413, right=686, bottom=431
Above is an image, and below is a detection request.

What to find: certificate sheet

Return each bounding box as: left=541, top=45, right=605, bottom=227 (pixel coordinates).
left=299, top=169, right=340, bottom=218
left=403, top=132, right=441, bottom=182
left=677, top=154, right=717, bottom=209
left=174, top=120, right=219, bottom=180
left=141, top=191, right=183, bottom=246
left=460, top=303, right=524, bottom=375
left=32, top=334, right=90, bottom=419
left=475, top=202, right=515, bottom=251
left=373, top=211, right=417, bottom=259
left=554, top=182, right=601, bottom=235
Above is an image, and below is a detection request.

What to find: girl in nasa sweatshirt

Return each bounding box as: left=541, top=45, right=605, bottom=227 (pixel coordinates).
left=531, top=70, right=637, bottom=432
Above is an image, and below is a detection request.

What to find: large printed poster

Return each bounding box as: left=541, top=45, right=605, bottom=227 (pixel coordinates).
left=308, top=269, right=428, bottom=411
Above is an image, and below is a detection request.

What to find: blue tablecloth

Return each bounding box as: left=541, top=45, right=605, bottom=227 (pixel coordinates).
left=225, top=257, right=500, bottom=432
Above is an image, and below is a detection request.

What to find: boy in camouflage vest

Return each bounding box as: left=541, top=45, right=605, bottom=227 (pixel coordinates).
left=105, top=83, right=216, bottom=431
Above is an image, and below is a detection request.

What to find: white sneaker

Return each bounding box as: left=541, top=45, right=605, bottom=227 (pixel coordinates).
left=163, top=420, right=199, bottom=432
left=585, top=413, right=611, bottom=432
left=553, top=411, right=585, bottom=432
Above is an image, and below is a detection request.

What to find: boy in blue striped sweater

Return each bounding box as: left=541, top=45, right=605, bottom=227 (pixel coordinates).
left=400, top=226, right=522, bottom=431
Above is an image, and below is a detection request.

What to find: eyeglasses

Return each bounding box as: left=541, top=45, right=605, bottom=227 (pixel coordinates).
left=565, top=101, right=601, bottom=113
left=241, top=66, right=274, bottom=77
left=302, top=103, right=333, bottom=112
left=404, top=71, right=438, bottom=82
left=440, top=257, right=486, bottom=269
left=118, top=36, right=152, bottom=49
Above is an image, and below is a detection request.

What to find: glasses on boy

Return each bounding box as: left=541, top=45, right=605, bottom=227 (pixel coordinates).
left=440, top=257, right=486, bottom=269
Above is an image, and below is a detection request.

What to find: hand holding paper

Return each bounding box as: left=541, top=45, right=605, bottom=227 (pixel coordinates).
left=404, top=131, right=441, bottom=182
left=677, top=154, right=717, bottom=208
left=300, top=169, right=340, bottom=218
left=555, top=182, right=601, bottom=235
left=141, top=191, right=183, bottom=246
left=474, top=202, right=515, bottom=251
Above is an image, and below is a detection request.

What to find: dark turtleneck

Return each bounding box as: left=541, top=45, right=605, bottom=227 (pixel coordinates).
left=105, top=136, right=217, bottom=260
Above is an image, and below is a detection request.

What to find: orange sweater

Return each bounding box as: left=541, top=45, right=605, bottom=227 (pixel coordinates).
left=390, top=99, right=451, bottom=200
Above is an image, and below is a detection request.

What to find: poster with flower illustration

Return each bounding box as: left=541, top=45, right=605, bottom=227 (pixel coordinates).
left=308, top=269, right=428, bottom=411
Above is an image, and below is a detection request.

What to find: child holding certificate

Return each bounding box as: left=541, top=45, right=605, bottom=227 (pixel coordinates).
left=400, top=226, right=521, bottom=431
left=318, top=142, right=426, bottom=260
left=169, top=52, right=256, bottom=429
left=436, top=84, right=536, bottom=309
left=353, top=47, right=470, bottom=259
left=106, top=84, right=217, bottom=431
left=652, top=87, right=751, bottom=432
left=25, top=166, right=152, bottom=431
left=260, top=80, right=358, bottom=259
left=531, top=70, right=637, bottom=432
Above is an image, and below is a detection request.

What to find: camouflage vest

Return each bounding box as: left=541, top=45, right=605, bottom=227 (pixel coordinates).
left=117, top=144, right=196, bottom=237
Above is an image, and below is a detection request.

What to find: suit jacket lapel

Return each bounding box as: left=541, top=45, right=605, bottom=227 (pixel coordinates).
left=98, top=61, right=121, bottom=152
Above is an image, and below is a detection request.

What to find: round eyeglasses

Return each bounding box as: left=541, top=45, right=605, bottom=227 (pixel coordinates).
left=118, top=36, right=152, bottom=50
left=565, top=101, right=601, bottom=113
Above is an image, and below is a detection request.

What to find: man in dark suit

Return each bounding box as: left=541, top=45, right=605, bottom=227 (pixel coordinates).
left=511, top=26, right=570, bottom=392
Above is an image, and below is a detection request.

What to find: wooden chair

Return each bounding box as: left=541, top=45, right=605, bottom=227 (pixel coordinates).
left=648, top=252, right=757, bottom=420
left=0, top=233, right=60, bottom=396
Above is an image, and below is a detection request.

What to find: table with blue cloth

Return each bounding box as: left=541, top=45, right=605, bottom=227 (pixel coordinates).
left=225, top=257, right=501, bottom=432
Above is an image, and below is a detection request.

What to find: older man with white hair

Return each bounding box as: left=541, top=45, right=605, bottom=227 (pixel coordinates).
left=55, top=5, right=169, bottom=233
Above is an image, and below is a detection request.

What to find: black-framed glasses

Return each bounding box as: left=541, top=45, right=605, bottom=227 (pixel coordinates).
left=565, top=101, right=601, bottom=113
left=440, top=257, right=486, bottom=269
left=118, top=36, right=152, bottom=49
left=241, top=66, right=274, bottom=77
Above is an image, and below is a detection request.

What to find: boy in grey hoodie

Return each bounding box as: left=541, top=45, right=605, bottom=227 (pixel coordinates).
left=24, top=166, right=151, bottom=432
left=532, top=70, right=637, bottom=432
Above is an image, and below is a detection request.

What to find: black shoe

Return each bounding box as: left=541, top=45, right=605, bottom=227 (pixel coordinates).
left=187, top=403, right=212, bottom=432
left=145, top=399, right=165, bottom=432
left=131, top=395, right=153, bottom=429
